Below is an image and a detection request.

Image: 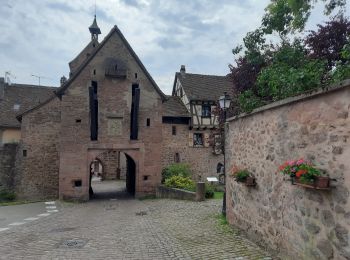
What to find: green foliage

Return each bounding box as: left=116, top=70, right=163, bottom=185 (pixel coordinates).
left=298, top=164, right=322, bottom=184
left=233, top=170, right=250, bottom=182
left=262, top=0, right=346, bottom=35
left=332, top=43, right=350, bottom=82
left=161, top=163, right=191, bottom=183
left=0, top=190, right=16, bottom=202
left=238, top=90, right=266, bottom=113
left=213, top=192, right=224, bottom=200
left=237, top=43, right=326, bottom=113
left=164, top=175, right=195, bottom=192
left=205, top=184, right=215, bottom=198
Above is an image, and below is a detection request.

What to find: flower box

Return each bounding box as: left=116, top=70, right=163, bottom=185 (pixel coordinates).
left=230, top=167, right=256, bottom=187
left=279, top=159, right=331, bottom=190
left=294, top=176, right=331, bottom=190
left=245, top=176, right=256, bottom=187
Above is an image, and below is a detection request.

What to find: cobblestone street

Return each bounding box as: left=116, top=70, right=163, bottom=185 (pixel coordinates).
left=0, top=182, right=272, bottom=259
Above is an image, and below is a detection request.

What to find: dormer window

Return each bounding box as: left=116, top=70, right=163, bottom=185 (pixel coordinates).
left=13, top=104, right=20, bottom=111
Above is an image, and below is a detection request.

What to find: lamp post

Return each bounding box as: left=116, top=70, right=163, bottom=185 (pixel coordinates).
left=218, top=92, right=231, bottom=216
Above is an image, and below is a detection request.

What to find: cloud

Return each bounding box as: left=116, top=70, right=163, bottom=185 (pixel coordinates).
left=0, top=0, right=348, bottom=94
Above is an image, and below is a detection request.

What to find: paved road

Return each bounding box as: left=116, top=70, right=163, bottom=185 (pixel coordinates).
left=0, top=201, right=59, bottom=231
left=0, top=181, right=272, bottom=259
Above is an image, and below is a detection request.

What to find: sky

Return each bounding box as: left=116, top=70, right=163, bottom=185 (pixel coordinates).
left=0, top=0, right=349, bottom=94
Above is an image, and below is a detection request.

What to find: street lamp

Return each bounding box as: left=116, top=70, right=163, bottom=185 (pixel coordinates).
left=218, top=92, right=231, bottom=216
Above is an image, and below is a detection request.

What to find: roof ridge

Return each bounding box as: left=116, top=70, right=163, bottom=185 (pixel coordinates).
left=7, top=84, right=56, bottom=89
left=180, top=72, right=229, bottom=78
left=56, top=25, right=166, bottom=100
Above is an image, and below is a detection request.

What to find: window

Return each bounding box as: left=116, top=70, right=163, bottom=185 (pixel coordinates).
left=146, top=118, right=150, bottom=127
left=193, top=133, right=204, bottom=146
left=174, top=153, right=180, bottom=163
left=89, top=81, right=98, bottom=141
left=202, top=105, right=211, bottom=117
left=22, top=150, right=27, bottom=157
left=172, top=126, right=176, bottom=135
left=93, top=69, right=96, bottom=75
left=13, top=104, right=20, bottom=111
left=74, top=180, right=82, bottom=187
left=135, top=73, right=138, bottom=79
left=76, top=119, right=81, bottom=123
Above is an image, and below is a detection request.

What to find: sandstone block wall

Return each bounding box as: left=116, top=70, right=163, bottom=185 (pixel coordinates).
left=16, top=97, right=60, bottom=200
left=0, top=143, right=18, bottom=192
left=226, top=82, right=350, bottom=259
left=58, top=31, right=163, bottom=200
left=96, top=150, right=126, bottom=180
left=161, top=124, right=223, bottom=181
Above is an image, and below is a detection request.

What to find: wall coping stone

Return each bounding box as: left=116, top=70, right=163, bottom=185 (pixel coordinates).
left=156, top=185, right=196, bottom=200
left=227, top=79, right=350, bottom=122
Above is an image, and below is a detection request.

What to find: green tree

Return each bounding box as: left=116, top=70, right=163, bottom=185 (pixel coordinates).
left=262, top=0, right=346, bottom=35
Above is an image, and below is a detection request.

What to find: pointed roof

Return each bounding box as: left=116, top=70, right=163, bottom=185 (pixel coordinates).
left=163, top=96, right=190, bottom=117
left=172, top=70, right=233, bottom=101
left=55, top=25, right=166, bottom=100
left=89, top=15, right=101, bottom=35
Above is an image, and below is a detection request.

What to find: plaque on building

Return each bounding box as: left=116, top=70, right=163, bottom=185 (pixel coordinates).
left=108, top=118, right=123, bottom=136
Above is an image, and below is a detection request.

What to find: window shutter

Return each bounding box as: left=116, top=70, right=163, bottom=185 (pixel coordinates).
left=204, top=133, right=210, bottom=147
left=188, top=133, right=193, bottom=147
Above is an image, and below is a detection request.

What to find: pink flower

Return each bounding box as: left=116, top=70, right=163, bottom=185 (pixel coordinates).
left=296, top=159, right=305, bottom=165
left=288, top=160, right=296, bottom=166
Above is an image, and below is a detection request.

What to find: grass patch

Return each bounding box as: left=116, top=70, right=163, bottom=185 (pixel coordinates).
left=138, top=195, right=158, bottom=201
left=215, top=214, right=237, bottom=234
left=213, top=191, right=224, bottom=199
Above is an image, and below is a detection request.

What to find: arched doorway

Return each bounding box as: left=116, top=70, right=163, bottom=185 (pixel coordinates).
left=125, top=153, right=136, bottom=196
left=89, top=151, right=136, bottom=199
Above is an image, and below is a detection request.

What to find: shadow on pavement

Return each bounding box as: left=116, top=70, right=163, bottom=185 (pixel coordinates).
left=90, top=180, right=133, bottom=200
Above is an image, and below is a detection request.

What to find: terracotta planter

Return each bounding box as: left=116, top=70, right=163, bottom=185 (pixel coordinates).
left=314, top=176, right=330, bottom=189
left=245, top=176, right=256, bottom=186
left=294, top=176, right=330, bottom=190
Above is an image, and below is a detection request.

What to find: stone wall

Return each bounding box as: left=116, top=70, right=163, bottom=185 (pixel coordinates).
left=161, top=123, right=223, bottom=181
left=156, top=185, right=196, bottom=200
left=58, top=30, right=164, bottom=200
left=17, top=97, right=61, bottom=200
left=226, top=81, right=350, bottom=259
left=96, top=150, right=126, bottom=180
left=0, top=143, right=18, bottom=192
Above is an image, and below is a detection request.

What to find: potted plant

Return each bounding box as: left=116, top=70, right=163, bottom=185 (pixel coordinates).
left=231, top=168, right=256, bottom=187
left=279, top=159, right=330, bottom=189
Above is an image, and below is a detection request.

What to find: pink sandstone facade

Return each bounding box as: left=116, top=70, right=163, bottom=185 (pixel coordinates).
left=15, top=20, right=224, bottom=201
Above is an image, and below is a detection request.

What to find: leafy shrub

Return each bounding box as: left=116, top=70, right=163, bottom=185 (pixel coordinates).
left=164, top=175, right=195, bottom=192
left=233, top=170, right=250, bottom=182
left=332, top=43, right=350, bottom=82
left=205, top=184, right=215, bottom=198
left=0, top=190, right=16, bottom=202
left=256, top=43, right=326, bottom=102
left=161, top=163, right=191, bottom=183
left=238, top=90, right=266, bottom=113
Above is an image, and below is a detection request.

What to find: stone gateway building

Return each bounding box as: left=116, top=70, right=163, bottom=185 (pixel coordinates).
left=13, top=17, right=231, bottom=201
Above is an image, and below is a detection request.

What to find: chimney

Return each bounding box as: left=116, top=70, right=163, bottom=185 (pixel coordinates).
left=180, top=65, right=186, bottom=74
left=0, top=77, right=5, bottom=100
left=60, top=76, right=67, bottom=86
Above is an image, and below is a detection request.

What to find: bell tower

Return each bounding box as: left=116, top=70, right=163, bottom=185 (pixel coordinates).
left=89, top=15, right=101, bottom=41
